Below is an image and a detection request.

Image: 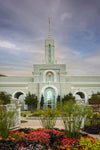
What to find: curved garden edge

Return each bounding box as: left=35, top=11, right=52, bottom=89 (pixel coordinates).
left=20, top=117, right=100, bottom=140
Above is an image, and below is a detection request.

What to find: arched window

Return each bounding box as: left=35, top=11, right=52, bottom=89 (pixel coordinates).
left=76, top=92, right=85, bottom=99
left=75, top=92, right=85, bottom=103
left=46, top=72, right=54, bottom=82
left=14, top=92, right=26, bottom=110
left=44, top=87, right=55, bottom=109
left=14, top=92, right=24, bottom=99
left=49, top=44, right=51, bottom=64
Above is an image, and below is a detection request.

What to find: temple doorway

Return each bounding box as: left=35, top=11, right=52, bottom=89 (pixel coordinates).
left=44, top=87, right=55, bottom=110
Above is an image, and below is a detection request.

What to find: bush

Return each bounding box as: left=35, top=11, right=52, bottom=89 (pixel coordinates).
left=0, top=106, right=16, bottom=138
left=61, top=100, right=93, bottom=139
left=88, top=92, right=100, bottom=104
left=21, top=112, right=33, bottom=117
left=62, top=93, right=75, bottom=104
left=0, top=92, right=11, bottom=104
left=24, top=92, right=38, bottom=111
left=35, top=109, right=60, bottom=129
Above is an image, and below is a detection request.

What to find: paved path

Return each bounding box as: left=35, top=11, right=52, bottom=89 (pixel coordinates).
left=20, top=117, right=100, bottom=140
left=20, top=117, right=64, bottom=129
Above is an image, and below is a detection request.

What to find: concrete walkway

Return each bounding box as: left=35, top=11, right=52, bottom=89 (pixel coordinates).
left=20, top=117, right=100, bottom=140
left=20, top=117, right=64, bottom=129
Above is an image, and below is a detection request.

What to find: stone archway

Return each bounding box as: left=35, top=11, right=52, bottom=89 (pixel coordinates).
left=76, top=92, right=85, bottom=99
left=13, top=91, right=26, bottom=110
left=14, top=92, right=24, bottom=99
left=41, top=85, right=58, bottom=110
left=44, top=87, right=55, bottom=110
left=74, top=91, right=86, bottom=103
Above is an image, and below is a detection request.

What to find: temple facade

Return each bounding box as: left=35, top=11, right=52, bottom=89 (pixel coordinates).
left=0, top=20, right=100, bottom=110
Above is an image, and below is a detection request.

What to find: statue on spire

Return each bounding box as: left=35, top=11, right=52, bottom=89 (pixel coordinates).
left=48, top=17, right=51, bottom=36
left=48, top=17, right=50, bottom=24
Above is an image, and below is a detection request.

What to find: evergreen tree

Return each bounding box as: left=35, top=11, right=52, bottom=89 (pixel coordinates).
left=56, top=95, right=61, bottom=110
left=57, top=95, right=61, bottom=102
left=0, top=92, right=11, bottom=105
left=40, top=95, right=44, bottom=109
left=62, top=93, right=75, bottom=104
left=24, top=92, right=38, bottom=111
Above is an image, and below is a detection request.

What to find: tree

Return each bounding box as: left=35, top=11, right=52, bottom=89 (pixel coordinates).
left=0, top=91, right=11, bottom=105
left=62, top=93, right=75, bottom=104
left=56, top=95, right=61, bottom=110
left=57, top=95, right=61, bottom=102
left=24, top=92, right=38, bottom=111
left=40, top=95, right=44, bottom=109
left=88, top=92, right=100, bottom=105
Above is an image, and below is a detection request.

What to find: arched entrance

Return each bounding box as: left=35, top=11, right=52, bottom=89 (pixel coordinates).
left=74, top=91, right=86, bottom=103
left=76, top=92, right=85, bottom=99
left=13, top=91, right=26, bottom=110
left=44, top=87, right=55, bottom=110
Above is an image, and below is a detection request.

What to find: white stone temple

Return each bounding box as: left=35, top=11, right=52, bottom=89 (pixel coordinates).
left=0, top=18, right=100, bottom=110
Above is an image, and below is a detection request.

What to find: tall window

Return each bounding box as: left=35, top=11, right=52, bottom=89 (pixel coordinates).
left=49, top=44, right=51, bottom=64
left=44, top=88, right=55, bottom=104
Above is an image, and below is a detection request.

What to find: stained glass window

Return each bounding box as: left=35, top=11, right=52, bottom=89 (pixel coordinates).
left=46, top=72, right=54, bottom=82
left=49, top=44, right=51, bottom=64
left=44, top=88, right=55, bottom=104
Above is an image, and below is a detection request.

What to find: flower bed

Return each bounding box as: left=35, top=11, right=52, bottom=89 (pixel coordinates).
left=83, top=124, right=100, bottom=134
left=0, top=128, right=100, bottom=150
left=83, top=112, right=100, bottom=134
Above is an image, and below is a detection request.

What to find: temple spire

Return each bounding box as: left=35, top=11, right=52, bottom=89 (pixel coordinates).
left=45, top=17, right=55, bottom=64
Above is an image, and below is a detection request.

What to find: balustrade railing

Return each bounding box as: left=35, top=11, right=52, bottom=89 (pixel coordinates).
left=0, top=104, right=21, bottom=129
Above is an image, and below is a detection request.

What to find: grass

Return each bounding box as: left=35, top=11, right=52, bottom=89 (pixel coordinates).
left=21, top=120, right=28, bottom=123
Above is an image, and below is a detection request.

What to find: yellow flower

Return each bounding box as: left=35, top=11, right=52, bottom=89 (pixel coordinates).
left=84, top=146, right=89, bottom=150
left=0, top=137, right=2, bottom=140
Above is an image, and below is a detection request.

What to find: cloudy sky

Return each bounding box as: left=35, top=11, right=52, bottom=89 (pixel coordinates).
left=0, top=0, right=100, bottom=76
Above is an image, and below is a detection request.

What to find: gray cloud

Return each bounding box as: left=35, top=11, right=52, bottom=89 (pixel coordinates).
left=0, top=0, right=100, bottom=76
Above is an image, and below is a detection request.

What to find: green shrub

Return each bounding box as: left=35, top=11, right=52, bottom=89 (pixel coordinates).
left=0, top=92, right=11, bottom=104
left=21, top=112, right=33, bottom=117
left=24, top=92, right=38, bottom=111
left=88, top=92, right=100, bottom=104
left=35, top=109, right=60, bottom=129
left=21, top=120, right=28, bottom=123
left=62, top=93, right=75, bottom=104
left=61, top=100, right=93, bottom=139
left=85, top=112, right=100, bottom=126
left=0, top=106, right=16, bottom=138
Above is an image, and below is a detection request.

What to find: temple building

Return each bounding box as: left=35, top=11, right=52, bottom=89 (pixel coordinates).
left=0, top=18, right=100, bottom=110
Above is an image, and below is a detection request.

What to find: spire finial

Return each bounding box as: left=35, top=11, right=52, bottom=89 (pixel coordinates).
left=48, top=17, right=50, bottom=24
left=48, top=17, right=51, bottom=37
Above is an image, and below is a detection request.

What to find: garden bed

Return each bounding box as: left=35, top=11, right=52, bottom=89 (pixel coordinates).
left=0, top=128, right=100, bottom=150
left=83, top=124, right=100, bottom=134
